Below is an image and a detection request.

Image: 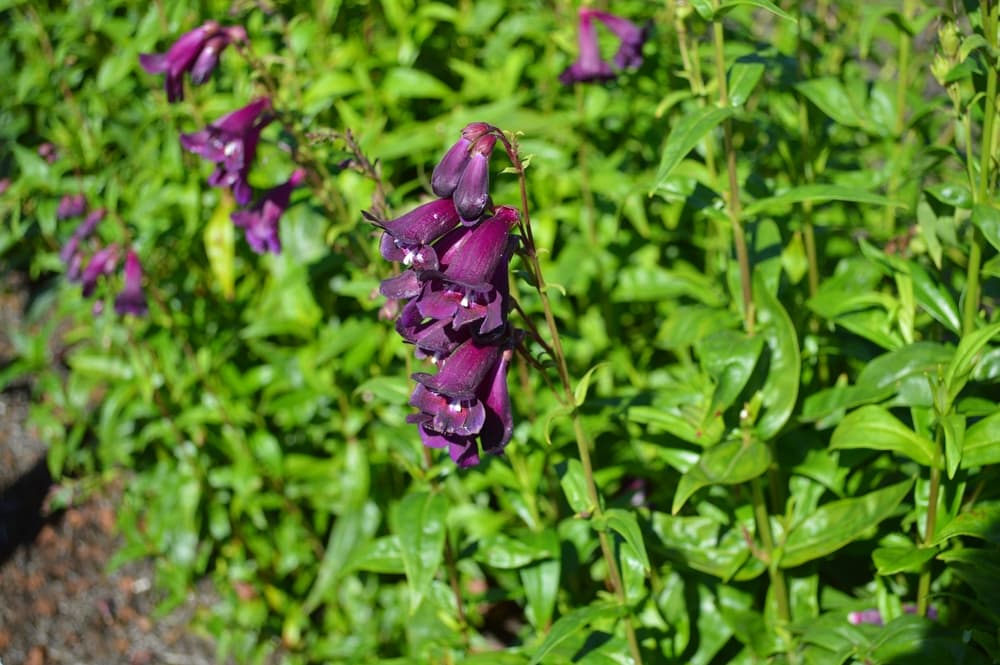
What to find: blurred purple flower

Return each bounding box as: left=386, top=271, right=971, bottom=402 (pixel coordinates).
left=847, top=603, right=938, bottom=626
left=366, top=197, right=462, bottom=271
left=590, top=10, right=649, bottom=69
left=560, top=8, right=648, bottom=85
left=38, top=142, right=59, bottom=164
left=60, top=208, right=106, bottom=278
left=0, top=178, right=10, bottom=195
left=411, top=343, right=514, bottom=467
left=431, top=122, right=493, bottom=198
left=231, top=168, right=306, bottom=254
left=80, top=244, right=119, bottom=297
left=140, top=21, right=247, bottom=102
left=57, top=193, right=87, bottom=220
left=114, top=249, right=148, bottom=317
left=181, top=97, right=272, bottom=205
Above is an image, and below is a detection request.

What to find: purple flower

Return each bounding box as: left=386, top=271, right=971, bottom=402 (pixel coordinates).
left=0, top=178, right=10, bottom=195
left=114, top=249, right=148, bottom=317
left=367, top=198, right=462, bottom=271
left=60, top=208, right=106, bottom=276
left=231, top=168, right=306, bottom=254
left=80, top=244, right=120, bottom=298
left=140, top=21, right=247, bottom=102
left=395, top=299, right=471, bottom=363
left=57, top=193, right=87, bottom=220
left=560, top=10, right=615, bottom=85
left=38, top=142, right=59, bottom=164
left=181, top=98, right=272, bottom=205
left=431, top=123, right=493, bottom=198
left=412, top=206, right=518, bottom=336
left=560, top=8, right=648, bottom=85
left=590, top=10, right=649, bottom=70
left=410, top=342, right=514, bottom=467
left=453, top=135, right=497, bottom=221
left=847, top=603, right=939, bottom=626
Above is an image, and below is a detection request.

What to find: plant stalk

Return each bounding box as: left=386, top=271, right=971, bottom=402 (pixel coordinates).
left=917, top=466, right=941, bottom=616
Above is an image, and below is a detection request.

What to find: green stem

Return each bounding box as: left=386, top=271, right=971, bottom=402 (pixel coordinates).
left=498, top=132, right=644, bottom=665
left=917, top=466, right=941, bottom=616
left=712, top=18, right=754, bottom=334
left=751, top=478, right=792, bottom=629
left=883, top=0, right=916, bottom=235
left=963, top=2, right=998, bottom=335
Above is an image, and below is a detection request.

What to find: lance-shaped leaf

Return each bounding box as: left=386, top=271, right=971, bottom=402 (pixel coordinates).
left=673, top=436, right=772, bottom=514
left=781, top=479, right=913, bottom=568
left=652, top=106, right=733, bottom=193
left=395, top=490, right=448, bottom=613
left=831, top=405, right=940, bottom=468
left=754, top=272, right=801, bottom=440
left=961, top=412, right=1000, bottom=468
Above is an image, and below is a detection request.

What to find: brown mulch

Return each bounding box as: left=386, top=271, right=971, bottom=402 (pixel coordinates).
left=1, top=272, right=220, bottom=665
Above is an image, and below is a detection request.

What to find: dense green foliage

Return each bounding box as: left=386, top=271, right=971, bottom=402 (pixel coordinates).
left=3, top=1, right=1000, bottom=663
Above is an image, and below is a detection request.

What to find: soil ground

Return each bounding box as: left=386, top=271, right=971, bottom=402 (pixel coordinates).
left=0, top=273, right=219, bottom=665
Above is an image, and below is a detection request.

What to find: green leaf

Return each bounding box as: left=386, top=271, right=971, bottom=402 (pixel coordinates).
left=931, top=502, right=1000, bottom=546
left=925, top=182, right=973, bottom=209
left=605, top=508, right=651, bottom=572
left=673, top=437, right=772, bottom=513
left=744, top=184, right=902, bottom=216
left=781, top=479, right=914, bottom=568
left=203, top=196, right=235, bottom=300
left=652, top=106, right=733, bottom=193
left=557, top=459, right=594, bottom=514
left=651, top=513, right=754, bottom=581
left=831, top=405, right=940, bottom=467
left=962, top=412, right=1000, bottom=468
left=396, top=491, right=448, bottom=613
left=520, top=530, right=560, bottom=630
left=796, top=78, right=869, bottom=128
left=474, top=533, right=554, bottom=569
left=943, top=320, right=1000, bottom=411
left=528, top=601, right=620, bottom=665
left=728, top=60, right=765, bottom=106
left=971, top=204, right=1000, bottom=253
left=382, top=67, right=453, bottom=99
left=754, top=272, right=801, bottom=440
left=717, top=0, right=796, bottom=22
left=347, top=535, right=405, bottom=574
left=697, top=329, right=765, bottom=412
left=873, top=545, right=937, bottom=575
left=574, top=362, right=608, bottom=407
left=942, top=413, right=965, bottom=480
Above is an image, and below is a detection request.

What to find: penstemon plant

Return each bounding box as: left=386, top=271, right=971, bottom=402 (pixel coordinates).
left=3, top=1, right=1000, bottom=664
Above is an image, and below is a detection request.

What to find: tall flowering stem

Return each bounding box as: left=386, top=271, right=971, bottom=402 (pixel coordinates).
left=493, top=130, right=644, bottom=665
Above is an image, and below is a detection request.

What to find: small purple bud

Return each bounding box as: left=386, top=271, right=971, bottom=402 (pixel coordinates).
left=453, top=135, right=497, bottom=221
left=57, top=193, right=87, bottom=220
left=80, top=244, right=120, bottom=297
left=114, top=249, right=148, bottom=317
left=38, top=142, right=59, bottom=164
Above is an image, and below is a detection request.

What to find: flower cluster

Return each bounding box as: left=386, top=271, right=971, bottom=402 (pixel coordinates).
left=370, top=123, right=519, bottom=467
left=58, top=197, right=147, bottom=317
left=142, top=22, right=302, bottom=254
left=560, top=8, right=649, bottom=85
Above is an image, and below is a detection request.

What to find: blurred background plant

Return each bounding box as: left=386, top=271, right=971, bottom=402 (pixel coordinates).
left=2, top=1, right=1000, bottom=664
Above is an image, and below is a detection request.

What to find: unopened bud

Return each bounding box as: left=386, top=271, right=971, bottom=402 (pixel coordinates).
left=931, top=53, right=952, bottom=87
left=939, top=22, right=960, bottom=60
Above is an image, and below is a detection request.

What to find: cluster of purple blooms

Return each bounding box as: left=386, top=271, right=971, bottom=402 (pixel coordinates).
left=58, top=196, right=147, bottom=317
left=141, top=22, right=303, bottom=254
left=560, top=7, right=649, bottom=85
left=370, top=123, right=519, bottom=467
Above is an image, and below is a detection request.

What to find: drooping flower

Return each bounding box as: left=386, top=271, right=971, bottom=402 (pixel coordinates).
left=366, top=197, right=462, bottom=271
left=181, top=97, right=272, bottom=205
left=140, top=21, right=247, bottom=102
left=411, top=343, right=514, bottom=467
left=230, top=168, right=306, bottom=254
left=431, top=122, right=493, bottom=198
left=57, top=193, right=87, bottom=220
left=80, top=244, right=120, bottom=298
left=453, top=135, right=497, bottom=221
left=412, top=206, right=518, bottom=336
left=559, top=10, right=616, bottom=85
left=114, top=249, right=148, bottom=317
left=590, top=10, right=649, bottom=70
left=60, top=208, right=106, bottom=279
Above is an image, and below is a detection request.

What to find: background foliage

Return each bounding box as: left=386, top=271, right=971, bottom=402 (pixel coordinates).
left=3, top=0, right=1000, bottom=663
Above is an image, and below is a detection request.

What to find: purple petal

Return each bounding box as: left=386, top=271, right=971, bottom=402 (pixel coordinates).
left=114, top=249, right=148, bottom=317
left=437, top=206, right=517, bottom=289
left=559, top=11, right=616, bottom=85
left=431, top=137, right=472, bottom=198
left=412, top=338, right=502, bottom=400
left=453, top=135, right=496, bottom=221
left=81, top=244, right=120, bottom=297
left=478, top=348, right=513, bottom=454
left=380, top=270, right=423, bottom=299
left=57, top=193, right=87, bottom=220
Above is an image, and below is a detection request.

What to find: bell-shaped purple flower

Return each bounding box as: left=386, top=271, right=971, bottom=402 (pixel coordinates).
left=57, top=193, right=87, bottom=220
left=366, top=197, right=462, bottom=271
left=413, top=345, right=514, bottom=467
left=413, top=206, right=518, bottom=336
left=560, top=10, right=616, bottom=85
left=80, top=244, right=120, bottom=298
left=181, top=98, right=272, bottom=205
left=590, top=10, right=649, bottom=70
left=396, top=299, right=471, bottom=363
left=114, top=249, right=148, bottom=317
left=231, top=168, right=306, bottom=254
left=431, top=122, right=493, bottom=198
left=453, top=135, right=497, bottom=222
left=140, top=21, right=247, bottom=102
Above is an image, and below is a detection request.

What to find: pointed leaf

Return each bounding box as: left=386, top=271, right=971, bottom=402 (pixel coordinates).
left=744, top=184, right=902, bottom=216
left=528, top=601, right=620, bottom=665
left=961, top=412, right=1000, bottom=468
left=652, top=106, right=733, bottom=193
left=931, top=502, right=1000, bottom=545
left=944, top=321, right=1000, bottom=410
left=718, top=0, right=795, bottom=22
left=971, top=203, right=1000, bottom=253
left=605, top=508, right=651, bottom=572
left=781, top=479, right=914, bottom=567
left=831, top=405, right=940, bottom=467
left=673, top=437, right=772, bottom=513
left=204, top=196, right=236, bottom=300
left=942, top=413, right=965, bottom=480
left=396, top=491, right=448, bottom=613
left=557, top=459, right=593, bottom=514
left=754, top=272, right=801, bottom=440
